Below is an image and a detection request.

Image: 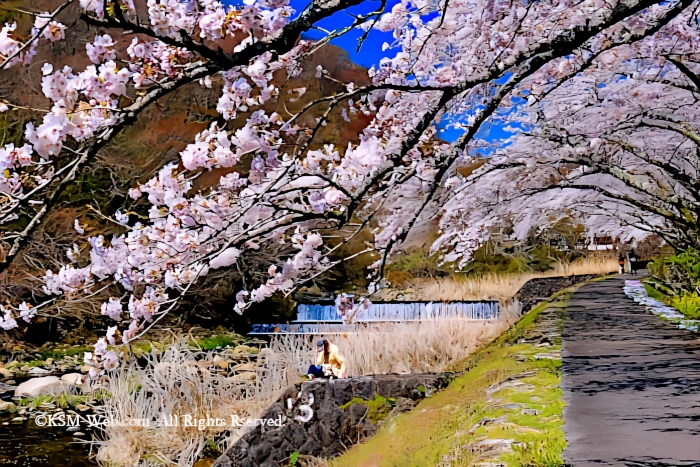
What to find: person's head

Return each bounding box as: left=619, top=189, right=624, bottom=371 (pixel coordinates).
left=316, top=339, right=329, bottom=353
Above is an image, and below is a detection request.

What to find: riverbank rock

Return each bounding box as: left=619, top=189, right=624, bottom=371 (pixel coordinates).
left=61, top=373, right=87, bottom=386
left=0, top=368, right=13, bottom=378
left=14, top=376, right=67, bottom=397
left=0, top=381, right=16, bottom=395
left=0, top=401, right=17, bottom=413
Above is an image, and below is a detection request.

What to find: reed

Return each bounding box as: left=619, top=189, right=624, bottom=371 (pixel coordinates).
left=269, top=301, right=521, bottom=376
left=93, top=342, right=301, bottom=466
left=411, top=257, right=618, bottom=302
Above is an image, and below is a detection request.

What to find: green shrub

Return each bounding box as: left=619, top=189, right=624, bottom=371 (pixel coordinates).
left=386, top=247, right=447, bottom=278
left=644, top=268, right=700, bottom=320
left=648, top=248, right=700, bottom=295
left=386, top=270, right=414, bottom=286
left=670, top=293, right=700, bottom=320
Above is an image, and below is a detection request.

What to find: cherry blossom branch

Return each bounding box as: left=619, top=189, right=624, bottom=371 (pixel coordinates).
left=532, top=0, right=693, bottom=103
left=0, top=0, right=385, bottom=276
left=0, top=62, right=214, bottom=274
left=370, top=0, right=689, bottom=278
left=80, top=7, right=223, bottom=65
left=300, top=0, right=387, bottom=60
left=667, top=56, right=700, bottom=90
left=0, top=1, right=73, bottom=69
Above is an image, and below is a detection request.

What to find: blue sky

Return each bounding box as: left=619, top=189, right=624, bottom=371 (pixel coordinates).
left=291, top=0, right=403, bottom=68
left=223, top=0, right=513, bottom=147
left=223, top=0, right=402, bottom=67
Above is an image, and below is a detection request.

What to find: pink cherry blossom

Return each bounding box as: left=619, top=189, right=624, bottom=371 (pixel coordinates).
left=0, top=307, right=17, bottom=331
left=101, top=298, right=123, bottom=322
left=209, top=247, right=241, bottom=269
left=86, top=34, right=116, bottom=64
left=18, top=302, right=35, bottom=323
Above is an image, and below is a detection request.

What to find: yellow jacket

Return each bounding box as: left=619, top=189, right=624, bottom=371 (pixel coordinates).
left=316, top=342, right=347, bottom=378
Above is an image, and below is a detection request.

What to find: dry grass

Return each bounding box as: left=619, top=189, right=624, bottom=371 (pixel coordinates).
left=269, top=301, right=521, bottom=376
left=93, top=342, right=302, bottom=467
left=410, top=256, right=618, bottom=302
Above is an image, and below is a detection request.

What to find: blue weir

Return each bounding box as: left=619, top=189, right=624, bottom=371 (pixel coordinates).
left=249, top=301, right=499, bottom=335
left=296, top=301, right=499, bottom=321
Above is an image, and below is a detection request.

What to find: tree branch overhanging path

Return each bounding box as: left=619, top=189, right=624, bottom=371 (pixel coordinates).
left=0, top=0, right=697, bottom=370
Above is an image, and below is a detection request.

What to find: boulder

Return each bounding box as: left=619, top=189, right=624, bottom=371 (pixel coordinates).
left=61, top=373, right=87, bottom=386
left=14, top=376, right=68, bottom=397
left=0, top=401, right=17, bottom=413
left=0, top=368, right=12, bottom=378
left=212, top=356, right=229, bottom=370
left=215, top=373, right=455, bottom=466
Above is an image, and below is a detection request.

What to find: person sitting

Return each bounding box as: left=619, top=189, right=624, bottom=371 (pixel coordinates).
left=307, top=338, right=347, bottom=379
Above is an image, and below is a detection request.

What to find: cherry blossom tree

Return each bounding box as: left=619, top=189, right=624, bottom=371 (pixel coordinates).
left=0, top=0, right=696, bottom=372
left=438, top=3, right=700, bottom=267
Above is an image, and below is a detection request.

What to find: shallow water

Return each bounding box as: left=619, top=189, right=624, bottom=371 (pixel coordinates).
left=1, top=376, right=95, bottom=467
left=0, top=413, right=95, bottom=466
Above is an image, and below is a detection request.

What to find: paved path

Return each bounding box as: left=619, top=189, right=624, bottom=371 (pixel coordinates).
left=562, top=276, right=700, bottom=466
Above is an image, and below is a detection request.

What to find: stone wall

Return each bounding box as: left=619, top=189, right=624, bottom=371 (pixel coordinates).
left=214, top=374, right=452, bottom=467
left=514, top=274, right=602, bottom=314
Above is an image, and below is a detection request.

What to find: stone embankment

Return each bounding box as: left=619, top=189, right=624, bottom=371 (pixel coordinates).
left=515, top=274, right=600, bottom=314
left=214, top=374, right=452, bottom=467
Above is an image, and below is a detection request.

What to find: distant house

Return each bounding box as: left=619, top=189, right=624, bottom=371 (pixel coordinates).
left=538, top=228, right=570, bottom=251
left=588, top=234, right=619, bottom=251
left=485, top=222, right=524, bottom=251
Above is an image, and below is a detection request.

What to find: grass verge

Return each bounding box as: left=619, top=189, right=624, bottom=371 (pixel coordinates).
left=331, top=285, right=581, bottom=467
